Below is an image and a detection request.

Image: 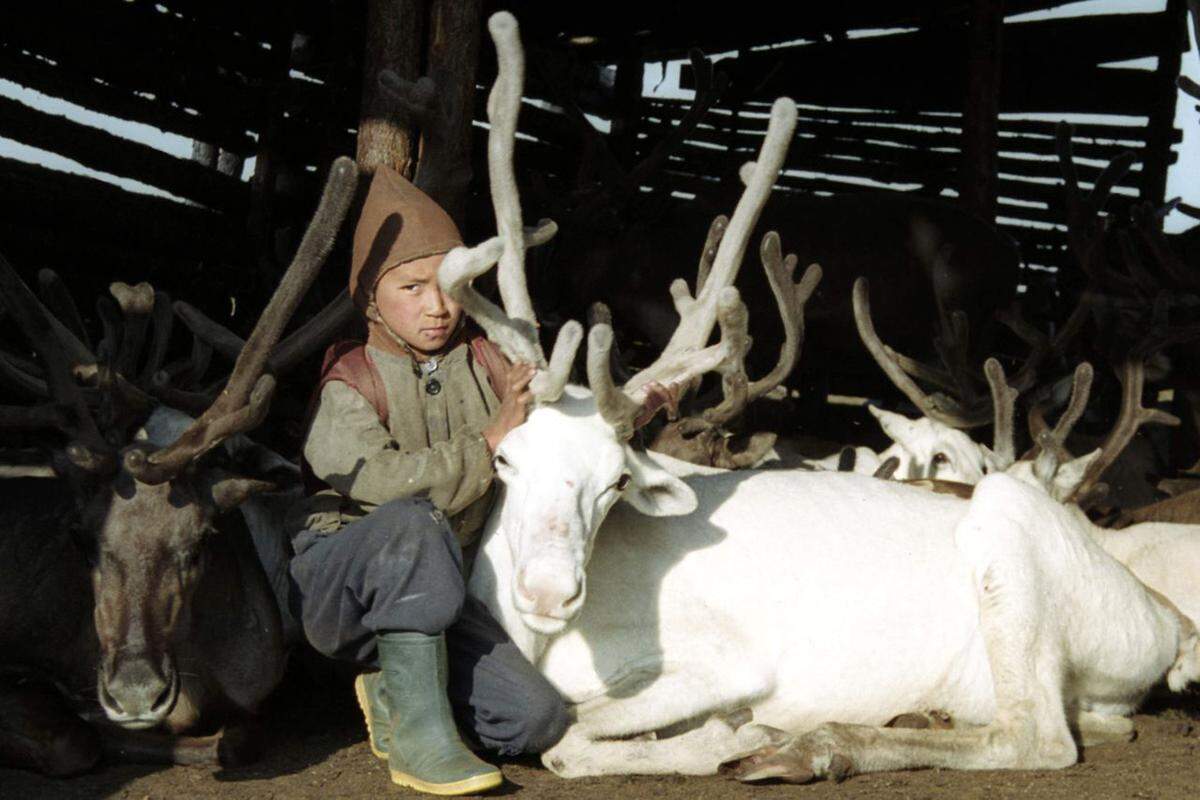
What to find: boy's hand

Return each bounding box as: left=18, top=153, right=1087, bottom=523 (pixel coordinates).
left=484, top=362, right=536, bottom=453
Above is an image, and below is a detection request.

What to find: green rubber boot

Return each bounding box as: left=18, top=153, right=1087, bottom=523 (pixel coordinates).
left=377, top=632, right=502, bottom=796
left=353, top=671, right=390, bottom=760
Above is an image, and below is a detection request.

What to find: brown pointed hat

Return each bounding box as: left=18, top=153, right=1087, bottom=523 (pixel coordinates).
left=349, top=166, right=463, bottom=313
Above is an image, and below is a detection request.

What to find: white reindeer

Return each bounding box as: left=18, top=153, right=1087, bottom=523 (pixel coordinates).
left=432, top=14, right=1200, bottom=783
left=795, top=404, right=1002, bottom=481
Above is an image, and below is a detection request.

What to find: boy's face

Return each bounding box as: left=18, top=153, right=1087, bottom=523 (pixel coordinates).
left=372, top=253, right=463, bottom=357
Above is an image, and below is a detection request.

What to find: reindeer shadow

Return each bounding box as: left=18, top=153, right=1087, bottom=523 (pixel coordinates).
left=564, top=466, right=749, bottom=701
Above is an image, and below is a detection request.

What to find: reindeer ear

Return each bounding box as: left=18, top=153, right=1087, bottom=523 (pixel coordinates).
left=868, top=406, right=918, bottom=445
left=620, top=447, right=698, bottom=517
left=1051, top=448, right=1102, bottom=501
left=978, top=444, right=1003, bottom=474
left=204, top=471, right=275, bottom=513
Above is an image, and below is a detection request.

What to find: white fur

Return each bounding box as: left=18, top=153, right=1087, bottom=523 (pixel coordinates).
left=779, top=406, right=1001, bottom=482
left=1089, top=522, right=1200, bottom=626
left=467, top=386, right=1199, bottom=778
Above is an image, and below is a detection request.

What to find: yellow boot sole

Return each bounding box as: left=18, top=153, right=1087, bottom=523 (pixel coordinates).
left=389, top=767, right=503, bottom=796
left=353, top=674, right=389, bottom=761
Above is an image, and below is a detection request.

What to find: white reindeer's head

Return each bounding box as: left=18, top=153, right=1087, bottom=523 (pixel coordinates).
left=440, top=12, right=797, bottom=634
left=489, top=384, right=695, bottom=633
left=869, top=406, right=1003, bottom=483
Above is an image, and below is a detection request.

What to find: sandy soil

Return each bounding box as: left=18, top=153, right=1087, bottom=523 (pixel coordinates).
left=3, top=673, right=1198, bottom=800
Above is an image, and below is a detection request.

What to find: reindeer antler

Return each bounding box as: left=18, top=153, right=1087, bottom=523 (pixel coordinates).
left=853, top=277, right=992, bottom=428
left=983, top=358, right=1018, bottom=467
left=749, top=235, right=821, bottom=404
left=0, top=254, right=113, bottom=473
left=1066, top=359, right=1179, bottom=507
left=437, top=12, right=583, bottom=403
left=124, top=157, right=359, bottom=483
left=621, top=96, right=798, bottom=402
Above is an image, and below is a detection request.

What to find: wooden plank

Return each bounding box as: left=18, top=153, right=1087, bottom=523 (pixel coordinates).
left=0, top=8, right=271, bottom=143
left=638, top=126, right=1151, bottom=200
left=0, top=45, right=256, bottom=155
left=0, top=95, right=247, bottom=213
left=642, top=114, right=1155, bottom=167
left=680, top=12, right=1172, bottom=114
left=634, top=165, right=1116, bottom=231
left=646, top=97, right=1180, bottom=144
left=504, top=0, right=1069, bottom=62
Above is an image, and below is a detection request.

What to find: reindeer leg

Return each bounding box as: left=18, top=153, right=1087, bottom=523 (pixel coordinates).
left=544, top=715, right=781, bottom=778
left=0, top=679, right=100, bottom=777
left=98, top=720, right=262, bottom=767
left=1072, top=710, right=1135, bottom=747
left=542, top=658, right=776, bottom=777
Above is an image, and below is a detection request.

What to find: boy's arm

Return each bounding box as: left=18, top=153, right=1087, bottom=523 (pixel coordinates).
left=305, top=381, right=494, bottom=515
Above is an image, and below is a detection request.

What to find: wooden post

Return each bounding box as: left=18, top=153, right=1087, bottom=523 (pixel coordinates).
left=1142, top=0, right=1189, bottom=224
left=960, top=0, right=1004, bottom=222
left=609, top=39, right=644, bottom=167
left=358, top=0, right=423, bottom=176
left=419, top=0, right=482, bottom=225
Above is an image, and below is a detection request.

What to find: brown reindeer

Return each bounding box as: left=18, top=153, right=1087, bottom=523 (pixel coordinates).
left=0, top=157, right=357, bottom=775
left=626, top=213, right=822, bottom=469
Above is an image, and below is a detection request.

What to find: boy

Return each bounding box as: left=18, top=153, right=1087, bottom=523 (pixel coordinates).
left=288, top=166, right=568, bottom=795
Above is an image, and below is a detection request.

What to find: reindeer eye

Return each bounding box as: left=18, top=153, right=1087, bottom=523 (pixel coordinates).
left=494, top=454, right=509, bottom=469
left=616, top=474, right=632, bottom=491
left=933, top=453, right=950, bottom=466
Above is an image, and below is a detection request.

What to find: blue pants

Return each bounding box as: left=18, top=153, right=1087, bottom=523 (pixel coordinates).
left=288, top=498, right=568, bottom=756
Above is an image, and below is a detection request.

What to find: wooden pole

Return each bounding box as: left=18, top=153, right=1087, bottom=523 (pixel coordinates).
left=1142, top=0, right=1189, bottom=222
left=418, top=0, right=482, bottom=225
left=609, top=39, right=644, bottom=167
left=960, top=0, right=1004, bottom=221
left=358, top=0, right=423, bottom=176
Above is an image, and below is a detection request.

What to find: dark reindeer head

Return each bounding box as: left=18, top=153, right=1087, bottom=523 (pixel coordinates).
left=86, top=466, right=270, bottom=727
left=0, top=158, right=357, bottom=729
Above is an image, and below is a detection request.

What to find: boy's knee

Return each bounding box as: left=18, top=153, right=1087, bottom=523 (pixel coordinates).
left=516, top=687, right=570, bottom=754
left=368, top=499, right=460, bottom=560
left=363, top=500, right=465, bottom=631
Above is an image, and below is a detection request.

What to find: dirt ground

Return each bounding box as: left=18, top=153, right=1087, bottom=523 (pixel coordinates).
left=4, top=672, right=1199, bottom=800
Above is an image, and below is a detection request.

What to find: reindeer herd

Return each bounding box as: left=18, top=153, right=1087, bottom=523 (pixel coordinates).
left=2, top=9, right=1200, bottom=789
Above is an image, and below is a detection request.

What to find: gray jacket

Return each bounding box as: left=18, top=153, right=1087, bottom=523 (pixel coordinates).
left=292, top=342, right=500, bottom=548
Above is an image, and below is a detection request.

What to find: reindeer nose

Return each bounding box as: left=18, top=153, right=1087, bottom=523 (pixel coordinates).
left=516, top=564, right=583, bottom=618
left=102, top=653, right=176, bottom=721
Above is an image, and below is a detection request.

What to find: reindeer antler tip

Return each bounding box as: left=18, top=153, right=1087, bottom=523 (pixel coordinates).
left=716, top=286, right=741, bottom=309
left=329, top=157, right=358, bottom=180
left=488, top=10, right=518, bottom=34
left=771, top=97, right=797, bottom=120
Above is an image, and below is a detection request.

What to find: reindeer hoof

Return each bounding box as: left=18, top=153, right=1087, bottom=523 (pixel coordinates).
left=719, top=724, right=856, bottom=785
